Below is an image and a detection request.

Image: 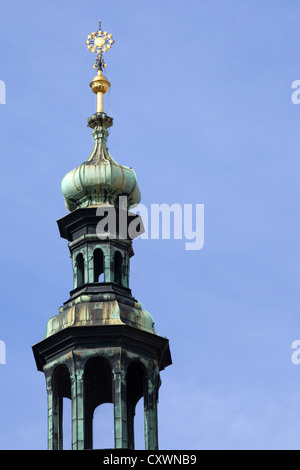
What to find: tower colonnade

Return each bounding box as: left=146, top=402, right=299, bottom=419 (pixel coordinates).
left=44, top=349, right=160, bottom=450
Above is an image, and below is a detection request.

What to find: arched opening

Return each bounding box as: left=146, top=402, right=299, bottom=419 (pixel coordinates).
left=93, top=248, right=104, bottom=283
left=134, top=398, right=145, bottom=450
left=52, top=365, right=71, bottom=450
left=76, top=253, right=85, bottom=287
left=93, top=403, right=114, bottom=449
left=114, top=251, right=123, bottom=286
left=62, top=397, right=72, bottom=450
left=126, top=361, right=146, bottom=450
left=84, top=357, right=113, bottom=449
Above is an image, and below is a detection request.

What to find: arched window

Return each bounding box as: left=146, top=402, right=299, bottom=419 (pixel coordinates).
left=114, top=251, right=123, bottom=286
left=93, top=248, right=104, bottom=283
left=84, top=357, right=113, bottom=449
left=76, top=253, right=85, bottom=287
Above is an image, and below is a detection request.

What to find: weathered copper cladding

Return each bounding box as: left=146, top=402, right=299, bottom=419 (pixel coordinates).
left=61, top=114, right=141, bottom=212
left=32, top=21, right=171, bottom=451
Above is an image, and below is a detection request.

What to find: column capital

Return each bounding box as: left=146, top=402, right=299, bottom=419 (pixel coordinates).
left=75, top=369, right=84, bottom=381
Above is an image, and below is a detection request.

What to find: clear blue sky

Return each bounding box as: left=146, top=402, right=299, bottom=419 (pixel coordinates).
left=0, top=0, right=300, bottom=450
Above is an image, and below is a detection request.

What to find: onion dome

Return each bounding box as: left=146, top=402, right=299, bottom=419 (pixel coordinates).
left=61, top=27, right=141, bottom=213
left=61, top=109, right=141, bottom=211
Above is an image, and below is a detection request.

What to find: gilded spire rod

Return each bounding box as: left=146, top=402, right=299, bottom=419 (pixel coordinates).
left=86, top=20, right=114, bottom=114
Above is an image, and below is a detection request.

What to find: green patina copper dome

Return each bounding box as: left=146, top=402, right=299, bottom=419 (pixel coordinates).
left=61, top=113, right=141, bottom=212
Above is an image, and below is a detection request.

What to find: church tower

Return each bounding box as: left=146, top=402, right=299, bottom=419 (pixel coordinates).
left=32, top=21, right=172, bottom=450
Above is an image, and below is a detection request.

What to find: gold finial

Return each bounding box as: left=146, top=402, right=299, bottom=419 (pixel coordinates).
left=86, top=19, right=114, bottom=71
left=86, top=20, right=114, bottom=114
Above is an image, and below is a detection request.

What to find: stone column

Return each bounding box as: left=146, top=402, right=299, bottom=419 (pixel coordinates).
left=123, top=251, right=129, bottom=288
left=45, top=370, right=59, bottom=450
left=72, top=251, right=77, bottom=290
left=144, top=367, right=160, bottom=450
left=113, top=364, right=128, bottom=448
left=104, top=245, right=112, bottom=282
left=71, top=361, right=85, bottom=450
left=87, top=243, right=94, bottom=284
